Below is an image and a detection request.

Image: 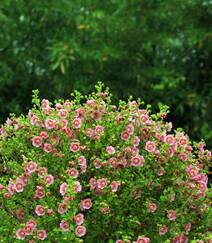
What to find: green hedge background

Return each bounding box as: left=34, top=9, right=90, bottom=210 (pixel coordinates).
left=0, top=0, right=211, bottom=146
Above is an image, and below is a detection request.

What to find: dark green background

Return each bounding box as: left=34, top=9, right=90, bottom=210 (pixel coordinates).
left=0, top=0, right=211, bottom=146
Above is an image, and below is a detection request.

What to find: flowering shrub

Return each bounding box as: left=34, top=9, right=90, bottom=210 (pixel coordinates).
left=0, top=83, right=211, bottom=243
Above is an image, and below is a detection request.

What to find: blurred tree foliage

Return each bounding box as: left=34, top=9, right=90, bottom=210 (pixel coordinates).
left=0, top=0, right=211, bottom=146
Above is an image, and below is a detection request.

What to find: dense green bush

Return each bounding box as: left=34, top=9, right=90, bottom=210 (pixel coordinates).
left=0, top=84, right=211, bottom=242
left=0, top=0, right=211, bottom=147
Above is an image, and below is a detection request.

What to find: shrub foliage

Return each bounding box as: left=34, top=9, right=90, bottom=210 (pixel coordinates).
left=0, top=84, right=211, bottom=242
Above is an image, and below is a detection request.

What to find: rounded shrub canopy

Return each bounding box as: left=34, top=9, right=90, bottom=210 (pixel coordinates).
left=0, top=83, right=211, bottom=242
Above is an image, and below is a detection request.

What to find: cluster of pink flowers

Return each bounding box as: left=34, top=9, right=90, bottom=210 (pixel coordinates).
left=0, top=86, right=211, bottom=242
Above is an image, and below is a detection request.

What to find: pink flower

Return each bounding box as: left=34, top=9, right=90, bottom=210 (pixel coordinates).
left=167, top=210, right=177, bottom=221
left=67, top=168, right=79, bottom=178
left=184, top=223, right=191, bottom=232
left=32, top=136, right=42, bottom=147
left=95, top=125, right=104, bottom=134
left=45, top=119, right=56, bottom=130
left=133, top=136, right=140, bottom=146
left=131, top=155, right=145, bottom=167
left=101, top=206, right=110, bottom=214
left=60, top=220, right=70, bottom=232
left=73, top=213, right=84, bottom=225
left=37, top=229, right=47, bottom=241
left=72, top=118, right=81, bottom=129
left=75, top=225, right=86, bottom=237
left=57, top=203, right=68, bottom=214
left=58, top=109, right=68, bottom=118
left=121, top=131, right=131, bottom=140
left=179, top=136, right=188, bottom=147
left=34, top=186, right=45, bottom=199
left=73, top=181, right=82, bottom=193
left=24, top=224, right=34, bottom=235
left=78, top=156, right=87, bottom=167
left=35, top=205, right=45, bottom=216
left=37, top=167, right=48, bottom=177
left=159, top=225, right=168, bottom=235
left=126, top=124, right=134, bottom=135
left=30, top=115, right=38, bottom=125
left=40, top=131, right=48, bottom=139
left=111, top=181, right=120, bottom=192
left=106, top=146, right=115, bottom=154
left=165, top=135, right=176, bottom=145
left=178, top=153, right=188, bottom=161
left=116, top=241, right=124, bottom=243
left=97, top=178, right=107, bottom=190
left=145, top=141, right=156, bottom=153
left=136, top=236, right=150, bottom=243
left=89, top=178, right=97, bottom=190
left=80, top=198, right=92, bottom=210
left=43, top=143, right=52, bottom=153
left=60, top=182, right=68, bottom=196
left=26, top=219, right=37, bottom=231
left=44, top=174, right=54, bottom=185
left=173, top=233, right=188, bottom=243
left=70, top=142, right=80, bottom=152
left=86, top=128, right=94, bottom=138
left=14, top=179, right=25, bottom=193
left=16, top=228, right=26, bottom=240
left=25, top=161, right=37, bottom=174
left=148, top=202, right=157, bottom=213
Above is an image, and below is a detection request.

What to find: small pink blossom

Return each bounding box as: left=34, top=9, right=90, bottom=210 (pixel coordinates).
left=97, top=178, right=107, bottom=190
left=75, top=225, right=86, bottom=237
left=57, top=203, right=68, bottom=214
left=148, top=202, right=157, bottom=213
left=43, top=143, right=52, bottom=153
left=167, top=210, right=177, bottom=221
left=73, top=181, right=82, bottom=193
left=60, top=220, right=70, bottom=232
left=89, top=178, right=97, bottom=190
left=173, top=233, right=188, bottom=243
left=67, top=168, right=79, bottom=178
left=37, top=167, right=47, bottom=177
left=80, top=198, right=92, bottom=210
left=136, top=236, right=150, bottom=243
left=159, top=225, right=168, bottom=235
left=78, top=156, right=87, bottom=167
left=40, top=131, right=48, bottom=139
left=178, top=153, right=188, bottom=161
left=60, top=182, right=68, bottom=196
left=126, top=123, right=134, bottom=135
left=73, top=213, right=84, bottom=225
left=45, top=119, right=56, bottom=130
left=106, top=146, right=115, bottom=154
left=14, top=179, right=25, bottom=193
left=131, top=155, right=145, bottom=167
left=32, top=136, right=42, bottom=147
left=37, top=229, right=47, bottom=241
left=44, top=174, right=54, bottom=185
left=16, top=228, right=26, bottom=240
left=111, top=181, right=120, bottom=192
left=121, top=131, right=131, bottom=140
left=34, top=186, right=45, bottom=199
left=58, top=109, right=68, bottom=118
left=145, top=141, right=156, bottom=153
left=86, top=128, right=94, bottom=138
left=70, top=142, right=80, bottom=152
left=184, top=223, right=192, bottom=232
left=25, top=161, right=37, bottom=174
left=35, top=205, right=45, bottom=216
left=95, top=125, right=104, bottom=134
left=72, top=118, right=81, bottom=129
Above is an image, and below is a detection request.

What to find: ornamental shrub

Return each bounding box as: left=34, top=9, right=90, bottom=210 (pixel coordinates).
left=0, top=83, right=211, bottom=243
